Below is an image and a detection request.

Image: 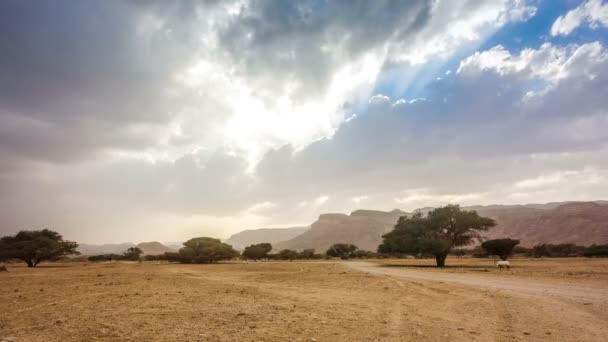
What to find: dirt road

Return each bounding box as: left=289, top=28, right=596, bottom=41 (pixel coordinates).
left=347, top=261, right=608, bottom=303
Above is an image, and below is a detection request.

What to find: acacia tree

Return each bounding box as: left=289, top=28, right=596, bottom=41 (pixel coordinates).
left=326, top=243, right=358, bottom=260
left=481, top=239, right=520, bottom=260
left=178, top=237, right=239, bottom=264
left=242, top=243, right=272, bottom=260
left=0, top=229, right=79, bottom=267
left=122, top=247, right=143, bottom=261
left=378, top=205, right=496, bottom=267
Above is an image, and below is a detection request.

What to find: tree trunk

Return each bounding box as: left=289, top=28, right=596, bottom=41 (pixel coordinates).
left=435, top=253, right=447, bottom=267
left=26, top=260, right=35, bottom=268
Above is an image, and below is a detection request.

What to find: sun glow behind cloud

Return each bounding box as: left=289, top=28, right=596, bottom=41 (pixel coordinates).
left=1, top=0, right=607, bottom=243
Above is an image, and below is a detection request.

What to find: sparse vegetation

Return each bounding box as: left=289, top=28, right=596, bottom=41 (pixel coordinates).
left=532, top=243, right=586, bottom=258
left=326, top=243, right=358, bottom=259
left=274, top=249, right=299, bottom=260
left=177, top=237, right=239, bottom=264
left=481, top=238, right=520, bottom=260
left=583, top=244, right=608, bottom=258
left=122, top=247, right=143, bottom=261
left=0, top=229, right=79, bottom=267
left=378, top=205, right=496, bottom=267
left=242, top=243, right=272, bottom=260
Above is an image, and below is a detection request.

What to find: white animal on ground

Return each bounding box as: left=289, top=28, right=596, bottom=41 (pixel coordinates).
left=496, top=260, right=511, bottom=270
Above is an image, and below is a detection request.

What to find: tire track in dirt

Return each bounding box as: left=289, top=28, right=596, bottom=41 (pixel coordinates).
left=346, top=262, right=608, bottom=303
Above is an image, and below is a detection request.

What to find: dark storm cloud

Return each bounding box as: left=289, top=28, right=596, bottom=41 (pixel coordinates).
left=0, top=0, right=209, bottom=163
left=219, top=0, right=431, bottom=100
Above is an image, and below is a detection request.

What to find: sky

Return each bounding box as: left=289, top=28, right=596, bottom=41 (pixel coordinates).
left=1, top=0, right=607, bottom=244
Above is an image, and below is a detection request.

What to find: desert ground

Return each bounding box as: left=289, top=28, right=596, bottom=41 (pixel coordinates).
left=1, top=258, right=607, bottom=342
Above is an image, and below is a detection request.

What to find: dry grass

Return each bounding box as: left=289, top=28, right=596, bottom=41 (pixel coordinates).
left=0, top=259, right=607, bottom=341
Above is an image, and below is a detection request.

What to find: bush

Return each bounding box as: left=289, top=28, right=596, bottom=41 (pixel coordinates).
left=583, top=244, right=608, bottom=257
left=297, top=249, right=317, bottom=259
left=481, top=239, right=520, bottom=260
left=88, top=254, right=122, bottom=262
left=326, top=243, right=358, bottom=260
left=532, top=243, right=585, bottom=257
left=122, top=247, right=143, bottom=261
left=275, top=249, right=299, bottom=260
left=352, top=250, right=377, bottom=259
left=242, top=243, right=272, bottom=260
left=144, top=254, right=168, bottom=261
left=164, top=252, right=182, bottom=262
left=512, top=246, right=532, bottom=256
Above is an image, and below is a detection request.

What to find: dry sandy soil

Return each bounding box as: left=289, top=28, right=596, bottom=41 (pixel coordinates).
left=1, top=258, right=607, bottom=342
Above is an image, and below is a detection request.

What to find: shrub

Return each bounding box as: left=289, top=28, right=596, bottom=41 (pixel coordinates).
left=326, top=243, right=358, bottom=260
left=122, top=247, right=143, bottom=261
left=481, top=239, right=520, bottom=260
left=532, top=243, right=585, bottom=257
left=583, top=244, right=608, bottom=257
left=275, top=249, right=299, bottom=260
left=242, top=243, right=272, bottom=260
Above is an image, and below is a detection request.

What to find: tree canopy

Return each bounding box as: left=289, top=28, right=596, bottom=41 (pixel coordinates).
left=0, top=229, right=79, bottom=267
left=378, top=205, right=496, bottom=267
left=122, top=247, right=143, bottom=261
left=481, top=239, right=520, bottom=260
left=242, top=243, right=272, bottom=260
left=276, top=249, right=299, bottom=260
left=326, top=243, right=358, bottom=259
left=177, top=237, right=239, bottom=264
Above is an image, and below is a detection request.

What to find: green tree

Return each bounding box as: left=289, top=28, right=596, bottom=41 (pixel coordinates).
left=326, top=243, right=358, bottom=260
left=378, top=205, right=496, bottom=267
left=481, top=239, right=520, bottom=260
left=276, top=249, right=299, bottom=260
left=583, top=244, right=608, bottom=257
left=122, top=247, right=143, bottom=261
left=242, top=243, right=272, bottom=260
left=177, top=237, right=239, bottom=264
left=0, top=229, right=79, bottom=267
left=298, top=248, right=317, bottom=259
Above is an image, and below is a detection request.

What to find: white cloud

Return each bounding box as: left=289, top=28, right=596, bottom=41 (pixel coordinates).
left=394, top=189, right=486, bottom=210
left=457, top=42, right=608, bottom=85
left=551, top=0, right=608, bottom=36
left=314, top=195, right=330, bottom=207
left=245, top=201, right=278, bottom=213
left=368, top=94, right=391, bottom=105
left=352, top=195, right=369, bottom=204
left=514, top=168, right=605, bottom=190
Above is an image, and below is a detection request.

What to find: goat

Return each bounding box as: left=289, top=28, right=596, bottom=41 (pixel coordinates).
left=496, top=260, right=511, bottom=270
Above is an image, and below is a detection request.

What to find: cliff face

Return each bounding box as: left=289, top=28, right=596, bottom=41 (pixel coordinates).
left=478, top=202, right=608, bottom=247
left=223, top=226, right=309, bottom=250
left=275, top=202, right=608, bottom=251
left=275, top=210, right=407, bottom=252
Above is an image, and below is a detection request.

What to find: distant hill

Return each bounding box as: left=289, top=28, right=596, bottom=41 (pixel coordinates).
left=224, top=226, right=309, bottom=250
left=77, top=243, right=135, bottom=255
left=78, top=241, right=176, bottom=255
left=274, top=209, right=407, bottom=252
left=274, top=202, right=608, bottom=251
left=136, top=241, right=175, bottom=255
left=477, top=202, right=608, bottom=247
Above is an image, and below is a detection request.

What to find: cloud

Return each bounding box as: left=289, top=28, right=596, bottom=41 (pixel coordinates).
left=457, top=42, right=608, bottom=84
left=352, top=195, right=369, bottom=204
left=368, top=94, right=391, bottom=105
left=551, top=0, right=608, bottom=36
left=6, top=1, right=608, bottom=244
left=394, top=189, right=486, bottom=209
